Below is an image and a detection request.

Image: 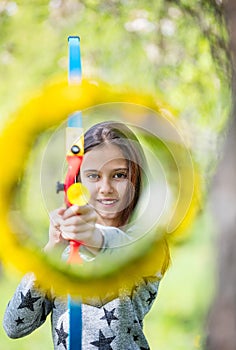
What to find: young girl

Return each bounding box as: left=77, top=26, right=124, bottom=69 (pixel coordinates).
left=3, top=121, right=170, bottom=350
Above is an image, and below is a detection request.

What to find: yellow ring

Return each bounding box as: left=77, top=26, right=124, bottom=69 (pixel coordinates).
left=0, top=77, right=201, bottom=299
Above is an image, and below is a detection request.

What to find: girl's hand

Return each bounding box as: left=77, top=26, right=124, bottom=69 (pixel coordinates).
left=44, top=205, right=104, bottom=254
left=44, top=207, right=67, bottom=252
left=57, top=205, right=104, bottom=255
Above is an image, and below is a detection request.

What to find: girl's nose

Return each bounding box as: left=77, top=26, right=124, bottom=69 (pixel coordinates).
left=99, top=178, right=113, bottom=194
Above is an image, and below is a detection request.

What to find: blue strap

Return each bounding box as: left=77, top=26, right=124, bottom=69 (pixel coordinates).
left=68, top=296, right=82, bottom=350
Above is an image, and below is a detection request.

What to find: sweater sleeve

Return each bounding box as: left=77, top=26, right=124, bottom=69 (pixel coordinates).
left=131, top=275, right=162, bottom=323
left=98, top=224, right=133, bottom=251
left=3, top=273, right=52, bottom=339
left=62, top=224, right=133, bottom=261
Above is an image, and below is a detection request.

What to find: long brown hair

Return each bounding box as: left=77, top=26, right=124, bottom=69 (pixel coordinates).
left=81, top=121, right=147, bottom=227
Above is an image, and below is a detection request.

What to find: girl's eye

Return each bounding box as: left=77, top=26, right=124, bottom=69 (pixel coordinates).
left=87, top=173, right=100, bottom=180
left=114, top=172, right=128, bottom=179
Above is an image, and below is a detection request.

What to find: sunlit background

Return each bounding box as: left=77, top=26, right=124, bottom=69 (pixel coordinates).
left=0, top=0, right=231, bottom=349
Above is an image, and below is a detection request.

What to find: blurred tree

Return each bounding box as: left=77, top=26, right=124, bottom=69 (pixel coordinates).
left=206, top=1, right=236, bottom=349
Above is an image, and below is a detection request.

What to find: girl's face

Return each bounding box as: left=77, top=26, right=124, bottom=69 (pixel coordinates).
left=80, top=143, right=132, bottom=227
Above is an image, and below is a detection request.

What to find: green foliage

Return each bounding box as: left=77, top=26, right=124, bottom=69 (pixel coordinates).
left=0, top=0, right=231, bottom=348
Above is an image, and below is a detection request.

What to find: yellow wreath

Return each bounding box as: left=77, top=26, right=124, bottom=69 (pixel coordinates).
left=0, top=77, right=201, bottom=299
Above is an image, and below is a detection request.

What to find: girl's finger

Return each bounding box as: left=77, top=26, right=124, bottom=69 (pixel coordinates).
left=62, top=210, right=97, bottom=227
left=62, top=205, right=80, bottom=219
left=60, top=218, right=95, bottom=233
left=57, top=207, right=67, bottom=216
left=60, top=224, right=92, bottom=240
left=62, top=205, right=93, bottom=219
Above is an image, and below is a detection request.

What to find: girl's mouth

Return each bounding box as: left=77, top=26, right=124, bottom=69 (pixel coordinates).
left=97, top=199, right=118, bottom=205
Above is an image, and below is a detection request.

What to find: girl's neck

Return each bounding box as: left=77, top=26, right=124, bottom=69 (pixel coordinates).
left=96, top=215, right=121, bottom=228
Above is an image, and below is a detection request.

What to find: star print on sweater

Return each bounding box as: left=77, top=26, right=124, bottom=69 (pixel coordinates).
left=55, top=321, right=68, bottom=349
left=146, top=291, right=157, bottom=306
left=15, top=316, right=24, bottom=326
left=127, top=327, right=132, bottom=334
left=90, top=329, right=116, bottom=349
left=100, top=307, right=118, bottom=326
left=18, top=290, right=40, bottom=311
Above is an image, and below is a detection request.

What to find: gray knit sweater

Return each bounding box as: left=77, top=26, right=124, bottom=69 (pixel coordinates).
left=3, top=225, right=162, bottom=350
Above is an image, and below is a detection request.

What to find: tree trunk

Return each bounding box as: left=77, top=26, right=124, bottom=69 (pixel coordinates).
left=206, top=1, right=236, bottom=349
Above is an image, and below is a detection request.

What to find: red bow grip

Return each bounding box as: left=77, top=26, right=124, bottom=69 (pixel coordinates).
left=65, top=155, right=84, bottom=264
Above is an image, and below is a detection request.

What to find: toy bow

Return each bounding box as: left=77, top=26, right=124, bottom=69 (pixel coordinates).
left=57, top=36, right=89, bottom=264
left=57, top=35, right=86, bottom=350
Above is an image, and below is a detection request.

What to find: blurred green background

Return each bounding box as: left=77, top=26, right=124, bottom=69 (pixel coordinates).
left=0, top=0, right=231, bottom=349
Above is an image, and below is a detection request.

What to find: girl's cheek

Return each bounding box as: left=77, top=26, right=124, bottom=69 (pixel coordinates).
left=81, top=177, right=92, bottom=190
left=121, top=182, right=135, bottom=205
left=85, top=183, right=97, bottom=198
left=117, top=181, right=130, bottom=194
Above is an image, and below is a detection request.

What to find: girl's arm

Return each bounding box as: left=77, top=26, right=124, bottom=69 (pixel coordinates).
left=45, top=203, right=134, bottom=261
left=61, top=223, right=133, bottom=261
left=96, top=224, right=133, bottom=252
left=45, top=205, right=133, bottom=258
left=3, top=273, right=52, bottom=339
